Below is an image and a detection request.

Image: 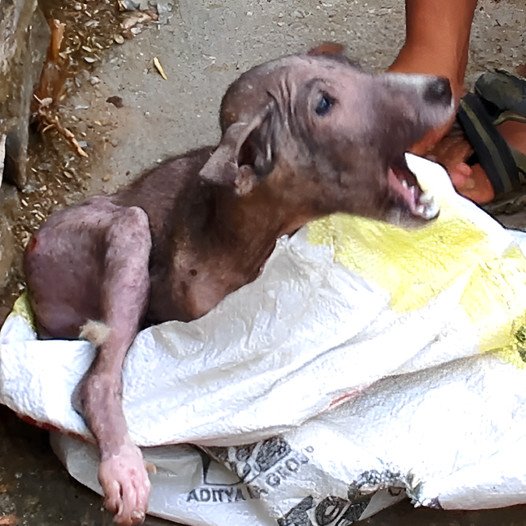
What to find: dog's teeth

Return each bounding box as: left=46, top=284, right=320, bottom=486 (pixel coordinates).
left=419, top=192, right=434, bottom=204
left=423, top=200, right=439, bottom=219
left=401, top=180, right=409, bottom=189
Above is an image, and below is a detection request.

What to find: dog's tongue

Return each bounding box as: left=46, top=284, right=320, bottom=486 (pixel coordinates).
left=388, top=164, right=439, bottom=220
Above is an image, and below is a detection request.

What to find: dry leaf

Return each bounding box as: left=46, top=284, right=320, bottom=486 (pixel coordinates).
left=153, top=56, right=167, bottom=80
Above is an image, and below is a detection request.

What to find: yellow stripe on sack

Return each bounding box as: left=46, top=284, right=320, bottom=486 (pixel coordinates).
left=307, top=212, right=489, bottom=312
left=307, top=211, right=526, bottom=366
left=11, top=292, right=36, bottom=328
left=460, top=245, right=526, bottom=356
left=493, top=323, right=526, bottom=369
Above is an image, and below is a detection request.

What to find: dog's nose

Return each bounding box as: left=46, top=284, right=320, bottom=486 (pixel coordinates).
left=424, top=77, right=452, bottom=105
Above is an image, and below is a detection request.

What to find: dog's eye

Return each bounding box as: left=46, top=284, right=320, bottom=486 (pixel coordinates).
left=315, top=93, right=334, bottom=116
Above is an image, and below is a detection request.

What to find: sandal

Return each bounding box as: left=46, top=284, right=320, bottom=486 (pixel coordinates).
left=456, top=70, right=526, bottom=213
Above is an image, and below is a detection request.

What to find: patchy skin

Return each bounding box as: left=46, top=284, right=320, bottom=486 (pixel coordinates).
left=24, top=48, right=453, bottom=525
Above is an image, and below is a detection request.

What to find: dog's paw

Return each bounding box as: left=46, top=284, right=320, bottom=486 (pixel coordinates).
left=98, top=442, right=151, bottom=526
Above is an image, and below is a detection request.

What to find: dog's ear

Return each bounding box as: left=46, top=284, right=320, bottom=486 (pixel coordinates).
left=308, top=42, right=346, bottom=57
left=308, top=43, right=360, bottom=69
left=199, top=102, right=277, bottom=195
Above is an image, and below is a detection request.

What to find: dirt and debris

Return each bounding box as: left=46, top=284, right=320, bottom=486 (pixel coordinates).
left=31, top=17, right=89, bottom=160
left=0, top=0, right=166, bottom=322
left=42, top=0, right=121, bottom=73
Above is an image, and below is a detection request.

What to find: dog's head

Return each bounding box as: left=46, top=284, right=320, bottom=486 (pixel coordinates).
left=199, top=47, right=454, bottom=226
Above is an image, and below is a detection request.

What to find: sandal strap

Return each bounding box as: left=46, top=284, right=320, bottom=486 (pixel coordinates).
left=512, top=149, right=526, bottom=175
left=475, top=70, right=526, bottom=117
left=457, top=93, right=522, bottom=196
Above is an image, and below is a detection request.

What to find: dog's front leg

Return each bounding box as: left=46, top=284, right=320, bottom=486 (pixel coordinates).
left=74, top=207, right=152, bottom=526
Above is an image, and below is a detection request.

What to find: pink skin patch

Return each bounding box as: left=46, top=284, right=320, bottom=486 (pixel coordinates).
left=99, top=441, right=151, bottom=526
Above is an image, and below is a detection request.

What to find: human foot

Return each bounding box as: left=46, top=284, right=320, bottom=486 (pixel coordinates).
left=433, top=66, right=526, bottom=205
left=391, top=56, right=526, bottom=205
left=430, top=119, right=526, bottom=204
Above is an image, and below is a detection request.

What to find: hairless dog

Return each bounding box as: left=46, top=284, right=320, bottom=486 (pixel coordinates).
left=24, top=47, right=453, bottom=525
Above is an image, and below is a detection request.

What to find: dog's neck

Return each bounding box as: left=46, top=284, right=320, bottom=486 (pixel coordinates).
left=208, top=178, right=316, bottom=253
left=149, top=165, right=323, bottom=323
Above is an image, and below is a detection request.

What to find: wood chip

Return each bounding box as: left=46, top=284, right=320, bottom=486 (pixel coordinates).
left=114, top=34, right=125, bottom=44
left=153, top=56, right=167, bottom=80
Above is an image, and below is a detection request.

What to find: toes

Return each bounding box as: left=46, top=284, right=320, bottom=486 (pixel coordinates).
left=449, top=162, right=495, bottom=204
left=98, top=445, right=151, bottom=526
left=131, top=510, right=146, bottom=523
left=131, top=468, right=150, bottom=523
left=118, top=478, right=140, bottom=524
left=135, top=476, right=151, bottom=517
left=102, top=478, right=122, bottom=516
left=112, top=467, right=149, bottom=525
left=460, top=164, right=495, bottom=204
left=449, top=162, right=473, bottom=189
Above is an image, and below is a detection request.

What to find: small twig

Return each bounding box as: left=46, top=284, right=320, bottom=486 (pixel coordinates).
left=32, top=19, right=67, bottom=111
left=31, top=21, right=88, bottom=159
left=48, top=19, right=66, bottom=63
left=47, top=115, right=89, bottom=158
left=34, top=101, right=88, bottom=158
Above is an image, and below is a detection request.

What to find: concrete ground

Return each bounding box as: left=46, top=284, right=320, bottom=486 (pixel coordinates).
left=49, top=0, right=526, bottom=197
left=1, top=0, right=526, bottom=524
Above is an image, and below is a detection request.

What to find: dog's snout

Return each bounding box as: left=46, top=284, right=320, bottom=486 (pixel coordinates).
left=424, top=77, right=452, bottom=105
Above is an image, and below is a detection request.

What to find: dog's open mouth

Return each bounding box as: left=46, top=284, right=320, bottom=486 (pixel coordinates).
left=388, top=156, right=439, bottom=220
